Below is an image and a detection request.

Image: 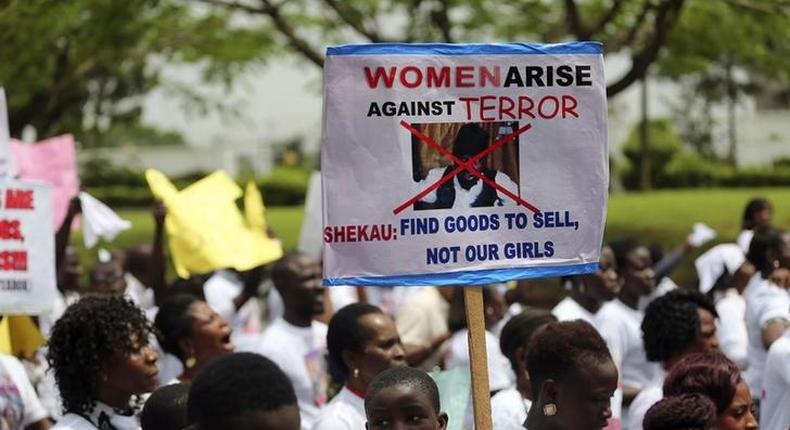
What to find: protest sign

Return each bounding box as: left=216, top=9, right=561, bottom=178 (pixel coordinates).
left=0, top=179, right=55, bottom=314
left=321, top=42, right=608, bottom=287
left=10, top=134, right=79, bottom=229
left=146, top=170, right=283, bottom=278
left=298, top=171, right=323, bottom=260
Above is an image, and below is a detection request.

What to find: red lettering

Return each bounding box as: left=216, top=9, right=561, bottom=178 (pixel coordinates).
left=499, top=96, right=516, bottom=119
left=562, top=95, right=579, bottom=118
left=399, top=66, right=423, bottom=88
left=519, top=96, right=535, bottom=119
left=480, top=66, right=501, bottom=87
left=0, top=250, right=27, bottom=271
left=455, top=66, right=474, bottom=87
left=480, top=96, right=497, bottom=121
left=538, top=96, right=559, bottom=119
left=4, top=189, right=34, bottom=210
left=363, top=67, right=397, bottom=88
left=427, top=67, right=450, bottom=87
left=459, top=97, right=476, bottom=120
left=0, top=219, right=24, bottom=241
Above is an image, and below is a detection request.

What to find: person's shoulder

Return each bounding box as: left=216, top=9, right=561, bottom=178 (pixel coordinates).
left=51, top=413, right=96, bottom=430
left=312, top=320, right=328, bottom=336
left=313, top=395, right=364, bottom=430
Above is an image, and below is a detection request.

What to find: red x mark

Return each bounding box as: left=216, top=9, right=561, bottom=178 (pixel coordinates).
left=394, top=121, right=540, bottom=215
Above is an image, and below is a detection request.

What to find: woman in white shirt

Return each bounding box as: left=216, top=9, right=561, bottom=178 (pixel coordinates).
left=492, top=309, right=556, bottom=430
left=47, top=296, right=160, bottom=430
left=743, top=228, right=790, bottom=393
left=313, top=303, right=406, bottom=430
left=552, top=245, right=619, bottom=325
left=154, top=294, right=235, bottom=384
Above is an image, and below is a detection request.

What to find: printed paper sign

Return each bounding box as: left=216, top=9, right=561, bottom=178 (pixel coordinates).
left=10, top=134, right=79, bottom=229
left=0, top=179, right=56, bottom=314
left=322, top=43, right=608, bottom=286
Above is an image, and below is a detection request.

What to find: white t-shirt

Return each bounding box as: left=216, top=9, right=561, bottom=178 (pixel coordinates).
left=51, top=404, right=139, bottom=430
left=443, top=329, right=514, bottom=392
left=418, top=168, right=519, bottom=209
left=736, top=230, right=754, bottom=253
left=624, top=384, right=662, bottom=430
left=551, top=296, right=597, bottom=326
left=761, top=330, right=790, bottom=430
left=124, top=273, right=155, bottom=312
left=637, top=277, right=677, bottom=311
left=204, top=270, right=263, bottom=350
left=715, top=289, right=749, bottom=369
left=598, top=299, right=661, bottom=392
left=257, top=318, right=328, bottom=430
left=0, top=354, right=48, bottom=429
left=491, top=388, right=530, bottom=430
left=311, top=386, right=365, bottom=430
left=395, top=288, right=450, bottom=370
left=743, top=275, right=790, bottom=392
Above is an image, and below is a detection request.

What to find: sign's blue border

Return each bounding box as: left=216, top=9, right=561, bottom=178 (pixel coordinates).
left=323, top=262, right=599, bottom=287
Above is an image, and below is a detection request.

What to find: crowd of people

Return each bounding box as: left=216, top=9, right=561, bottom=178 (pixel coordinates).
left=1, top=196, right=788, bottom=430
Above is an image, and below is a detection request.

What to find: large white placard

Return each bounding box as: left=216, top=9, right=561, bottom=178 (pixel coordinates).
left=322, top=42, right=608, bottom=286
left=0, top=179, right=55, bottom=313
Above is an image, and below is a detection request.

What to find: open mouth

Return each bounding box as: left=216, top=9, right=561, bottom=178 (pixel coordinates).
left=221, top=333, right=234, bottom=351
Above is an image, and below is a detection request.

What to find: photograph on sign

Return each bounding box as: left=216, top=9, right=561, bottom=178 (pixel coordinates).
left=321, top=43, right=608, bottom=287
left=410, top=121, right=520, bottom=211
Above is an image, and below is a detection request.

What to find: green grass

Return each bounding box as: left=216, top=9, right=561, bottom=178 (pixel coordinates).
left=71, top=188, right=789, bottom=299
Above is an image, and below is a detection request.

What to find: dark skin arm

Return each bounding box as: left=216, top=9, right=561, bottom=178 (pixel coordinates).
left=762, top=319, right=790, bottom=350
left=151, top=201, right=168, bottom=306
left=234, top=266, right=264, bottom=311
left=25, top=418, right=53, bottom=430
left=54, top=196, right=80, bottom=274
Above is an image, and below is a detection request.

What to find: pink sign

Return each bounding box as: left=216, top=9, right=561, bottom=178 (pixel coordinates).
left=10, top=135, right=79, bottom=229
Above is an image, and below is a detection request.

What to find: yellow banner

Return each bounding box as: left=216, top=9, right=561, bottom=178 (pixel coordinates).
left=146, top=170, right=283, bottom=277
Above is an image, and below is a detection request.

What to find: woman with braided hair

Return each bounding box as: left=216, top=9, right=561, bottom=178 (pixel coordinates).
left=642, top=394, right=716, bottom=430
left=47, top=296, right=160, bottom=430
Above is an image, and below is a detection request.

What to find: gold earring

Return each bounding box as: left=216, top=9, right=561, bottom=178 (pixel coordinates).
left=185, top=356, right=197, bottom=369
left=353, top=368, right=360, bottom=378
left=543, top=403, right=557, bottom=416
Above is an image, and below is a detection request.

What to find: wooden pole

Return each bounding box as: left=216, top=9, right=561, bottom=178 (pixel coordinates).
left=464, top=286, right=492, bottom=430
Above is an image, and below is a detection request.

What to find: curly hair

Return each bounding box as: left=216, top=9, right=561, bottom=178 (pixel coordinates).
left=663, top=352, right=741, bottom=414
left=526, top=320, right=612, bottom=399
left=499, top=308, right=556, bottom=371
left=642, top=290, right=718, bottom=363
left=46, top=295, right=154, bottom=415
left=326, top=303, right=383, bottom=384
left=643, top=393, right=716, bottom=430
left=187, top=352, right=296, bottom=429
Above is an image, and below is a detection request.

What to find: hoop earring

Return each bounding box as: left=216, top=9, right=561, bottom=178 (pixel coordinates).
left=543, top=403, right=557, bottom=416
left=185, top=356, right=197, bottom=369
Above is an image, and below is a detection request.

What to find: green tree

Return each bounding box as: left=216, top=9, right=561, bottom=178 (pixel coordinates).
left=0, top=0, right=275, bottom=139
left=201, top=0, right=687, bottom=98
left=656, top=0, right=790, bottom=165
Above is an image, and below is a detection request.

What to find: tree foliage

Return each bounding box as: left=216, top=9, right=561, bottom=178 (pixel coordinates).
left=200, top=0, right=687, bottom=98
left=0, top=0, right=275, bottom=140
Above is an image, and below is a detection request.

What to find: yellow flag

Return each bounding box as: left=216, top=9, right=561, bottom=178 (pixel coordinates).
left=244, top=181, right=267, bottom=232
left=145, top=170, right=283, bottom=277
left=0, top=316, right=45, bottom=358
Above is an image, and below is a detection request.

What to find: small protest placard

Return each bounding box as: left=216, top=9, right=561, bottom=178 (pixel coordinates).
left=0, top=179, right=55, bottom=314
left=321, top=42, right=608, bottom=286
